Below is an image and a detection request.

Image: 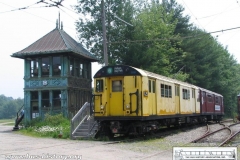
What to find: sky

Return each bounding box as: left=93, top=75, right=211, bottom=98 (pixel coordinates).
left=0, top=0, right=240, bottom=99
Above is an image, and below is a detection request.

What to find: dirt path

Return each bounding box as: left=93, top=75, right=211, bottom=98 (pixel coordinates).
left=0, top=125, right=171, bottom=160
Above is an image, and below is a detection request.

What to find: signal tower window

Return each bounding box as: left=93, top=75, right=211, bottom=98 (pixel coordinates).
left=96, top=80, right=103, bottom=92
left=30, top=59, right=38, bottom=77
left=42, top=57, right=50, bottom=77
left=112, top=80, right=122, bottom=92
left=53, top=56, right=61, bottom=76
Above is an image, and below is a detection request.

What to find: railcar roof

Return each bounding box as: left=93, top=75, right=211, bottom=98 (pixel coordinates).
left=94, top=65, right=223, bottom=96
left=133, top=66, right=197, bottom=88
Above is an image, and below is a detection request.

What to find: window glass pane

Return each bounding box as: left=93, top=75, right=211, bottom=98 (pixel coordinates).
left=53, top=90, right=61, bottom=108
left=112, top=80, right=122, bottom=92
left=31, top=59, right=38, bottom=78
left=175, top=86, right=179, bottom=96
left=192, top=89, right=195, bottom=98
left=83, top=63, right=88, bottom=78
left=79, top=63, right=83, bottom=77
left=165, top=85, right=168, bottom=97
left=169, top=86, right=172, bottom=98
left=152, top=81, right=155, bottom=93
left=70, top=58, right=74, bottom=76
left=161, top=84, right=164, bottom=97
left=197, top=90, right=200, bottom=102
left=42, top=57, right=49, bottom=77
left=187, top=90, right=190, bottom=99
left=31, top=91, right=39, bottom=118
left=96, top=80, right=103, bottom=92
left=53, top=56, right=61, bottom=76
left=74, top=59, right=79, bottom=77
left=215, top=97, right=219, bottom=104
left=42, top=91, right=49, bottom=108
left=208, top=95, right=213, bottom=103
left=149, top=80, right=151, bottom=93
left=183, top=89, right=186, bottom=99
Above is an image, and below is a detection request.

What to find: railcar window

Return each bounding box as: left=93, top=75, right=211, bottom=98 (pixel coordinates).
left=165, top=85, right=168, bottom=97
left=152, top=81, right=155, bottom=93
left=192, top=89, right=195, bottom=98
left=208, top=95, right=213, bottom=103
left=161, top=84, right=172, bottom=98
left=161, top=84, right=164, bottom=97
left=112, top=80, right=122, bottom=92
left=149, top=80, right=151, bottom=93
left=215, top=97, right=219, bottom=104
left=96, top=80, right=103, bottom=92
left=183, top=89, right=190, bottom=100
left=175, top=85, right=180, bottom=96
left=168, top=86, right=172, bottom=98
left=197, top=90, right=200, bottom=102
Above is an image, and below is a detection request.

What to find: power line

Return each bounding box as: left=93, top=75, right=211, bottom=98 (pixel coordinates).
left=108, top=26, right=240, bottom=44
left=197, top=7, right=239, bottom=20
left=0, top=1, right=76, bottom=32
left=180, top=0, right=205, bottom=30
left=0, top=0, right=64, bottom=14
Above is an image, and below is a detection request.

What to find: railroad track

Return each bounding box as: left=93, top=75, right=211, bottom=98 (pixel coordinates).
left=191, top=121, right=240, bottom=147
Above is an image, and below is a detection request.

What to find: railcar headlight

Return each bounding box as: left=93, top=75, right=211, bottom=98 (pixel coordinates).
left=126, top=105, right=130, bottom=109
left=100, top=105, right=104, bottom=109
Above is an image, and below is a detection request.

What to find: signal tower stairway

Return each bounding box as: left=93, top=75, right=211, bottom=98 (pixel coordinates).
left=13, top=105, right=24, bottom=131
left=71, top=102, right=98, bottom=139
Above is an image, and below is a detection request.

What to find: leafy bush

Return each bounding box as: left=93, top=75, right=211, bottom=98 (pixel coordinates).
left=19, top=113, right=70, bottom=139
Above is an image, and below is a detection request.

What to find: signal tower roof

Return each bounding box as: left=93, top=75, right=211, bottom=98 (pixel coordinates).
left=11, top=21, right=98, bottom=62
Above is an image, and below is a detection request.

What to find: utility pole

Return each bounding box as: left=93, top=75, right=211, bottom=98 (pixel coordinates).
left=101, top=0, right=108, bottom=66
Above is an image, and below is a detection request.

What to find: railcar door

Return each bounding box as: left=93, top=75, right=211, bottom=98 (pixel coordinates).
left=175, top=85, right=180, bottom=114
left=148, top=79, right=156, bottom=115
left=109, top=77, right=124, bottom=116
left=201, top=91, right=207, bottom=113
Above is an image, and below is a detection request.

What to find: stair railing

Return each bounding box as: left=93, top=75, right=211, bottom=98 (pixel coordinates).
left=13, top=104, right=24, bottom=130
left=71, top=102, right=90, bottom=139
left=88, top=118, right=98, bottom=137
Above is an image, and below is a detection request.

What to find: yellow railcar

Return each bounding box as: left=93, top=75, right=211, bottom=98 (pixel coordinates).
left=93, top=65, right=222, bottom=137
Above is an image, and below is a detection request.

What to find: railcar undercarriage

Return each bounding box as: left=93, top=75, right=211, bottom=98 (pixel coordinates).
left=94, top=115, right=223, bottom=138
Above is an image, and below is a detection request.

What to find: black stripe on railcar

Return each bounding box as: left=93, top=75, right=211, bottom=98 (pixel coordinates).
left=94, top=65, right=141, bottom=78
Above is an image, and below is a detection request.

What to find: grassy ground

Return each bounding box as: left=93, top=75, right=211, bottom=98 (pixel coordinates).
left=0, top=119, right=15, bottom=124
left=18, top=114, right=70, bottom=139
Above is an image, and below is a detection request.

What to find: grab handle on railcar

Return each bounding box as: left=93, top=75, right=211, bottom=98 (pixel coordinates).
left=129, top=89, right=139, bottom=115
left=91, top=94, right=102, bottom=114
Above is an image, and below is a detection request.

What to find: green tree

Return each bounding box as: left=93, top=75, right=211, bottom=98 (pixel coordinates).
left=123, top=2, right=180, bottom=76
left=0, top=95, right=23, bottom=119
left=75, top=0, right=138, bottom=65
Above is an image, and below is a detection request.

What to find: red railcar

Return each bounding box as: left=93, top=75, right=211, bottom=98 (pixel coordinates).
left=200, top=88, right=224, bottom=121
left=237, top=94, right=240, bottom=120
